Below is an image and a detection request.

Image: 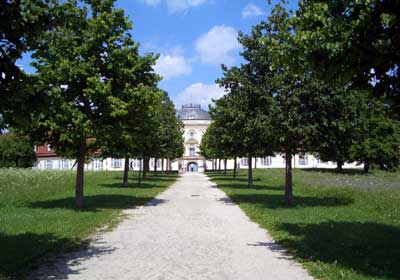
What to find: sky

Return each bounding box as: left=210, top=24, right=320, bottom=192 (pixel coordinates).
left=18, top=0, right=297, bottom=110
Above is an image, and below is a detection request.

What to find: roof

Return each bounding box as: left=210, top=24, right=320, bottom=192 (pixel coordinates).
left=176, top=104, right=211, bottom=120
left=35, top=144, right=57, bottom=158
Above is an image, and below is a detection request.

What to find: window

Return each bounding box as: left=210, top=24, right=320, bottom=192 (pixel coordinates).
left=189, top=130, right=196, bottom=137
left=261, top=157, right=272, bottom=166
left=47, top=144, right=51, bottom=152
left=45, top=160, right=53, bottom=169
left=133, top=159, right=141, bottom=168
left=298, top=153, right=308, bottom=165
left=59, top=159, right=69, bottom=170
left=90, top=159, right=103, bottom=170
left=241, top=158, right=248, bottom=166
left=111, top=158, right=123, bottom=168
left=33, top=145, right=37, bottom=152
left=189, top=147, right=196, bottom=156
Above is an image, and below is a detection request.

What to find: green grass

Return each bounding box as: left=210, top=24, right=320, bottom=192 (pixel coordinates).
left=0, top=169, right=177, bottom=279
left=207, top=168, right=400, bottom=280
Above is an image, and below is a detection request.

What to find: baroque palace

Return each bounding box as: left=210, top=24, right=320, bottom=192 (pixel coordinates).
left=35, top=104, right=360, bottom=172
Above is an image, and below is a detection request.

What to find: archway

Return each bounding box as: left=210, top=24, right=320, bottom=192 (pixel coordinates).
left=187, top=162, right=198, bottom=172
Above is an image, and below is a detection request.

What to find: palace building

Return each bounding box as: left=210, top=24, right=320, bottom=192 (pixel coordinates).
left=34, top=103, right=361, bottom=172
left=175, top=104, right=211, bottom=172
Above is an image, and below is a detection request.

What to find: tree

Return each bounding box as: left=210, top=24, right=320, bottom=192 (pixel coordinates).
left=217, top=5, right=339, bottom=205
left=350, top=101, right=400, bottom=173
left=156, top=92, right=184, bottom=171
left=97, top=35, right=160, bottom=186
left=226, top=5, right=306, bottom=202
left=312, top=89, right=369, bottom=171
left=293, top=0, right=400, bottom=117
left=216, top=64, right=275, bottom=186
left=0, top=0, right=63, bottom=128
left=0, top=133, right=36, bottom=168
left=199, top=124, right=220, bottom=171
left=101, top=86, right=162, bottom=186
left=200, top=122, right=227, bottom=174
left=29, top=0, right=143, bottom=208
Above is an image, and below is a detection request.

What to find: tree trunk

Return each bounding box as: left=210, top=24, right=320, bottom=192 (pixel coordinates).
left=143, top=157, right=149, bottom=179
left=248, top=156, right=253, bottom=187
left=363, top=161, right=370, bottom=174
left=337, top=159, right=343, bottom=173
left=168, top=158, right=172, bottom=171
left=224, top=158, right=227, bottom=176
left=233, top=157, right=237, bottom=178
left=254, top=157, right=257, bottom=169
left=218, top=159, right=221, bottom=172
left=138, top=158, right=142, bottom=185
left=284, top=151, right=293, bottom=206
left=75, top=149, right=85, bottom=209
left=154, top=158, right=157, bottom=174
left=122, top=154, right=129, bottom=187
left=161, top=158, right=164, bottom=173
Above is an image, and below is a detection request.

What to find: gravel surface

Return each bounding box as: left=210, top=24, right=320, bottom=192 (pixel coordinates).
left=31, top=173, right=314, bottom=280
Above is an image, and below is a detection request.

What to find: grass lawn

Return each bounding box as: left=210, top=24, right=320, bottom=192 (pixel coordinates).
left=0, top=169, right=177, bottom=279
left=207, top=168, right=400, bottom=280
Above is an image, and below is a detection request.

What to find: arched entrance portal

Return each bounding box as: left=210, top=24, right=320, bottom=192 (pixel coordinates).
left=187, top=162, right=198, bottom=172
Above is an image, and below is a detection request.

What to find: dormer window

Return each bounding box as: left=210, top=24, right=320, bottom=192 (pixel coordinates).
left=47, top=144, right=51, bottom=152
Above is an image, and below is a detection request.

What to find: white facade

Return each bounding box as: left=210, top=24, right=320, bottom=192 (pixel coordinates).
left=35, top=153, right=361, bottom=172
left=35, top=104, right=362, bottom=172
left=172, top=119, right=212, bottom=173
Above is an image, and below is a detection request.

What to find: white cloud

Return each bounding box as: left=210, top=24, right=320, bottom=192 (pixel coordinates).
left=140, top=0, right=208, bottom=13
left=167, top=0, right=207, bottom=13
left=154, top=48, right=192, bottom=80
left=195, top=25, right=241, bottom=66
left=175, top=82, right=226, bottom=110
left=142, top=0, right=161, bottom=6
left=242, top=3, right=264, bottom=19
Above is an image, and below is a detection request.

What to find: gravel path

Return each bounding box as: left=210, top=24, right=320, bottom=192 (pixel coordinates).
left=32, top=173, right=314, bottom=280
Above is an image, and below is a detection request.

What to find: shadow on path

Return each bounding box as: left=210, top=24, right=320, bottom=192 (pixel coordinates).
left=28, top=236, right=116, bottom=280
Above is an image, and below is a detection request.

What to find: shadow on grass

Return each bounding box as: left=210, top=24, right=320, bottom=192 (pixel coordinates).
left=0, top=232, right=83, bottom=279
left=29, top=195, right=167, bottom=212
left=210, top=177, right=262, bottom=183
left=206, top=171, right=247, bottom=177
left=100, top=182, right=161, bottom=189
left=219, top=183, right=282, bottom=191
left=111, top=176, right=178, bottom=182
left=111, top=174, right=178, bottom=183
left=301, top=168, right=365, bottom=175
left=277, top=221, right=400, bottom=279
left=219, top=193, right=353, bottom=208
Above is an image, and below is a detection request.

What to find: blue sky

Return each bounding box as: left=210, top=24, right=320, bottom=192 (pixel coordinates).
left=18, top=0, right=297, bottom=110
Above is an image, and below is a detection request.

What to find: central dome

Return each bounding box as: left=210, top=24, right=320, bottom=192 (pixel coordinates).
left=177, top=104, right=211, bottom=120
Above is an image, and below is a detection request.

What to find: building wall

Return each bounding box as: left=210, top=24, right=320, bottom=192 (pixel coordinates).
left=34, top=119, right=362, bottom=171
left=35, top=154, right=361, bottom=172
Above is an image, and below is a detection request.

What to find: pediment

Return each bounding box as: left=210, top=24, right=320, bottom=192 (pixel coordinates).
left=186, top=138, right=199, bottom=145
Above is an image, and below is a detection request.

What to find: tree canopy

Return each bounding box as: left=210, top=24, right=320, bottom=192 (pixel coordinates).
left=0, top=134, right=36, bottom=168
left=21, top=0, right=168, bottom=208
